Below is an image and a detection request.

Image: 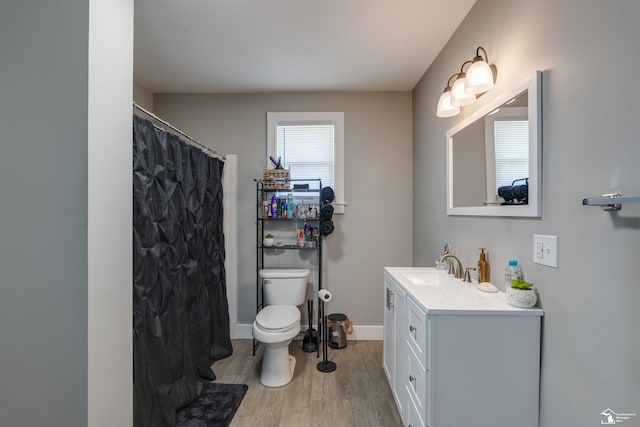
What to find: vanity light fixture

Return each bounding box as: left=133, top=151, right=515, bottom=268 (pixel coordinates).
left=436, top=74, right=461, bottom=118
left=437, top=46, right=497, bottom=118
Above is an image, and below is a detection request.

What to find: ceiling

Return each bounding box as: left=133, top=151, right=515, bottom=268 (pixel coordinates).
left=133, top=0, right=476, bottom=93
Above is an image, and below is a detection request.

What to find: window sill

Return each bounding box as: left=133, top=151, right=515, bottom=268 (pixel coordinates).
left=332, top=201, right=346, bottom=214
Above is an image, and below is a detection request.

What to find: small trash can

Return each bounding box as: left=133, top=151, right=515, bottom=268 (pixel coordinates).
left=328, top=313, right=350, bottom=349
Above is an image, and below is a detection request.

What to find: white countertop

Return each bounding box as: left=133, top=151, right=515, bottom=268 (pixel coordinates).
left=385, top=267, right=544, bottom=316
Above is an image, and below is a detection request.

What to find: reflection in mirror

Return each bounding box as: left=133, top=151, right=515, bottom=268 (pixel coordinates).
left=447, top=71, right=542, bottom=217
left=452, top=93, right=529, bottom=207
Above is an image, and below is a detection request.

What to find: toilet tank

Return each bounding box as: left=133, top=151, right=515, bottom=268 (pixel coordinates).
left=260, top=268, right=310, bottom=306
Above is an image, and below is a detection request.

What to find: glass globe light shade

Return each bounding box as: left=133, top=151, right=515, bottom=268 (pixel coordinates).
left=436, top=90, right=460, bottom=118
left=450, top=76, right=476, bottom=107
left=464, top=59, right=494, bottom=95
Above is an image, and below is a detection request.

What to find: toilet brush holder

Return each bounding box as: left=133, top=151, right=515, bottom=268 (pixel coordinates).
left=316, top=290, right=336, bottom=373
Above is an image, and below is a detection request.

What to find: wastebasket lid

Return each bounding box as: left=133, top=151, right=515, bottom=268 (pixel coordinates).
left=328, top=313, right=347, bottom=321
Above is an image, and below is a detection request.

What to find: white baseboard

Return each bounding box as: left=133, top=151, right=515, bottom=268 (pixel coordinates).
left=234, top=323, right=383, bottom=341
left=347, top=325, right=383, bottom=341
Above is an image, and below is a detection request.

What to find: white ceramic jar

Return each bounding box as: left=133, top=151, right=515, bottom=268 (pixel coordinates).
left=506, top=287, right=537, bottom=308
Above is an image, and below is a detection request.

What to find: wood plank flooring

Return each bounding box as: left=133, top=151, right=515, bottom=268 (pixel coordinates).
left=211, top=339, right=403, bottom=427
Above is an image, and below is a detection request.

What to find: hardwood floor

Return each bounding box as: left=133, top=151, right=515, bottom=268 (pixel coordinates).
left=211, top=339, right=403, bottom=427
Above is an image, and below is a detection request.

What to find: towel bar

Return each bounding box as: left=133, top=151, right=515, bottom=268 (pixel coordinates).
left=582, top=193, right=640, bottom=211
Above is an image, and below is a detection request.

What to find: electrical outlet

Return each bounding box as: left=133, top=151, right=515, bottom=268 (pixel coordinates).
left=535, top=240, right=544, bottom=259
left=533, top=234, right=558, bottom=268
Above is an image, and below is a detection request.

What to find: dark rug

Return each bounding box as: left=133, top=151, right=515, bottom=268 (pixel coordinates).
left=176, top=383, right=248, bottom=427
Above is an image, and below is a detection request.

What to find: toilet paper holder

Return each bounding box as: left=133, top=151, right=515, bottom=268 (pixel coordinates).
left=317, top=289, right=336, bottom=373
left=318, top=289, right=332, bottom=302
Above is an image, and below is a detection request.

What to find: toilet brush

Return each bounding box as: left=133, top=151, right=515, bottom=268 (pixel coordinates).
left=316, top=289, right=336, bottom=373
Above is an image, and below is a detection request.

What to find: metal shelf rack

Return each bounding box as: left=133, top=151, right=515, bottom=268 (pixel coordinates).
left=253, top=178, right=323, bottom=356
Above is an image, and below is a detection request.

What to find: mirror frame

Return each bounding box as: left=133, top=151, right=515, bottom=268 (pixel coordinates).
left=446, top=70, right=542, bottom=217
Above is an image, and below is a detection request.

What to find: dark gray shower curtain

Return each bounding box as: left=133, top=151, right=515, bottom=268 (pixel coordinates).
left=132, top=115, right=232, bottom=427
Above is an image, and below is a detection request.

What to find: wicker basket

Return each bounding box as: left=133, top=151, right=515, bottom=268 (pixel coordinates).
left=259, top=168, right=290, bottom=190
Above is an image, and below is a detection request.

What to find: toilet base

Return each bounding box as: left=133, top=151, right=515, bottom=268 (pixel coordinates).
left=259, top=343, right=297, bottom=387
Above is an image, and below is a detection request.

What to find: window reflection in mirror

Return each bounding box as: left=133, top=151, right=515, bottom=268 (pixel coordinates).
left=485, top=93, right=528, bottom=205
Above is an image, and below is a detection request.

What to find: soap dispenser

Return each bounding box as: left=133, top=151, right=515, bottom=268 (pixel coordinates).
left=477, top=248, right=490, bottom=283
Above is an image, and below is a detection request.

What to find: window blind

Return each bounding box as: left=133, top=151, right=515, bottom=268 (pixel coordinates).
left=276, top=123, right=335, bottom=189
left=494, top=120, right=529, bottom=191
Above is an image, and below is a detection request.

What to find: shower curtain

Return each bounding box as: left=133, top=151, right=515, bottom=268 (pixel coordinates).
left=132, top=115, right=232, bottom=427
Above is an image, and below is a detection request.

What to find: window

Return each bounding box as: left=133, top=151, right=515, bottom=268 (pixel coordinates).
left=484, top=107, right=529, bottom=196
left=493, top=119, right=529, bottom=191
left=267, top=112, right=345, bottom=213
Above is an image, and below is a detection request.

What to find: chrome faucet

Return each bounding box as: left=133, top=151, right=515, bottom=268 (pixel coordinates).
left=438, top=254, right=465, bottom=279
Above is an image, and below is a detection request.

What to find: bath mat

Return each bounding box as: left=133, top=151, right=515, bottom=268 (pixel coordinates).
left=176, top=382, right=248, bottom=427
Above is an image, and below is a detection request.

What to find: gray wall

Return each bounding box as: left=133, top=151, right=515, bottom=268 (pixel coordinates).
left=154, top=92, right=414, bottom=326
left=0, top=2, right=89, bottom=425
left=133, top=82, right=154, bottom=111
left=0, top=1, right=133, bottom=425
left=413, top=1, right=640, bottom=425
left=452, top=118, right=485, bottom=207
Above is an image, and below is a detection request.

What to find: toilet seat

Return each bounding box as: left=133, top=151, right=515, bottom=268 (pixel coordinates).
left=253, top=305, right=301, bottom=344
left=255, top=305, right=300, bottom=331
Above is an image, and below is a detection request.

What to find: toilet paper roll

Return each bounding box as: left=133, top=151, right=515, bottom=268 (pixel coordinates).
left=318, top=289, right=332, bottom=302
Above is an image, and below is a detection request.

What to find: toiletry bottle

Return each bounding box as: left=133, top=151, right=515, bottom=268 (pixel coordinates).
left=271, top=194, right=277, bottom=218
left=504, top=260, right=523, bottom=291
left=287, top=194, right=294, bottom=218
left=478, top=248, right=490, bottom=283
left=282, top=200, right=288, bottom=219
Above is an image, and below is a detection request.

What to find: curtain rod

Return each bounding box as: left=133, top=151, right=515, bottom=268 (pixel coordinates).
left=133, top=102, right=226, bottom=161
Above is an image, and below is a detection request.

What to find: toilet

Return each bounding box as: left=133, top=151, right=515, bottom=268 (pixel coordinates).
left=253, top=268, right=310, bottom=387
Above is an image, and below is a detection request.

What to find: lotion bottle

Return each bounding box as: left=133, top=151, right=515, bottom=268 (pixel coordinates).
left=478, top=248, right=490, bottom=283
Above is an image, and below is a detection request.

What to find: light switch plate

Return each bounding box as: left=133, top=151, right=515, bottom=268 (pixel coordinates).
left=533, top=234, right=558, bottom=268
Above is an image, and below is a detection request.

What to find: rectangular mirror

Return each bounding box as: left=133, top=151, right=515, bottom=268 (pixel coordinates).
left=447, top=71, right=542, bottom=217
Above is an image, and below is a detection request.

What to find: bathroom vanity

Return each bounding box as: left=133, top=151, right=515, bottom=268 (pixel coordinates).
left=383, top=267, right=543, bottom=427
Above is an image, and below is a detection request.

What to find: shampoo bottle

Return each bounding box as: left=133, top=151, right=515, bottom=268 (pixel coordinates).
left=478, top=248, right=490, bottom=283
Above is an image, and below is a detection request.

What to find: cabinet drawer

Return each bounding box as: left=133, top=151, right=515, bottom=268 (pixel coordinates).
left=406, top=391, right=426, bottom=427
left=406, top=347, right=428, bottom=418
left=407, top=297, right=428, bottom=369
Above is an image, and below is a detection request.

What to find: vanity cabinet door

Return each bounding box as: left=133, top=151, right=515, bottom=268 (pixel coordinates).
left=383, top=275, right=407, bottom=423
left=382, top=281, right=394, bottom=381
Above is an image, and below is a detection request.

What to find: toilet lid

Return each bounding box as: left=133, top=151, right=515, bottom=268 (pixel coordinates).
left=256, top=305, right=300, bottom=330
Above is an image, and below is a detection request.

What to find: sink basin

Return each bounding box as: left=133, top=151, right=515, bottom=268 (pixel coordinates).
left=396, top=268, right=440, bottom=286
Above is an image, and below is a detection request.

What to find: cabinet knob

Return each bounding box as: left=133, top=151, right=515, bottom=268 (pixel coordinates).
left=409, top=375, right=416, bottom=382
left=409, top=325, right=416, bottom=332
